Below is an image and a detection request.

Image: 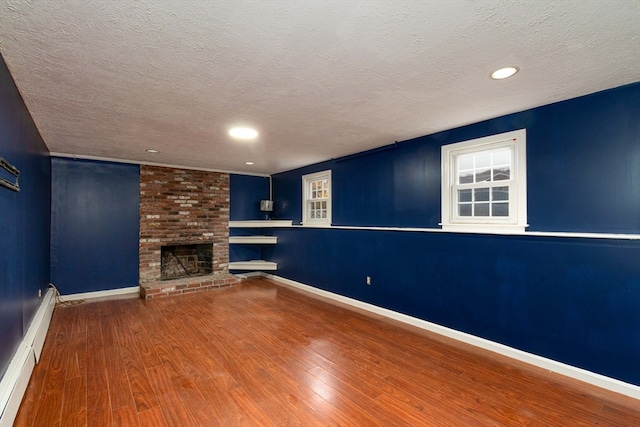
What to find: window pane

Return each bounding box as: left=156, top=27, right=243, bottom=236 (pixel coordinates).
left=474, top=203, right=490, bottom=216
left=312, top=182, right=317, bottom=190
left=321, top=201, right=327, bottom=209
left=458, top=203, right=472, bottom=216
left=475, top=168, right=491, bottom=182
left=492, top=186, right=509, bottom=201
left=459, top=171, right=474, bottom=184
left=493, top=166, right=510, bottom=181
left=323, top=190, right=329, bottom=198
left=492, top=202, right=509, bottom=217
left=476, top=152, right=491, bottom=168
left=493, top=149, right=510, bottom=166
left=474, top=188, right=490, bottom=201
left=458, top=189, right=472, bottom=202
left=458, top=155, right=473, bottom=170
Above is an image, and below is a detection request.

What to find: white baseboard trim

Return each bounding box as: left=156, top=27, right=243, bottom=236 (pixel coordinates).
left=61, top=286, right=140, bottom=301
left=263, top=273, right=640, bottom=400
left=0, top=288, right=56, bottom=427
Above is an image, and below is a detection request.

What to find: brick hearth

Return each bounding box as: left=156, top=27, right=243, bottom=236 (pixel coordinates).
left=140, top=272, right=239, bottom=300
left=138, top=165, right=240, bottom=299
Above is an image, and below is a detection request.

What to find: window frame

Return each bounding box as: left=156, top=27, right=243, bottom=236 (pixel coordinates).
left=441, top=129, right=527, bottom=233
left=302, top=170, right=332, bottom=226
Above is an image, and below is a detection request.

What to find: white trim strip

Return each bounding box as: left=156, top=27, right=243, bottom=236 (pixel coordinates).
left=50, top=153, right=269, bottom=177
left=234, top=272, right=263, bottom=279
left=263, top=273, right=640, bottom=400
left=0, top=289, right=56, bottom=427
left=229, top=236, right=278, bottom=244
left=229, top=220, right=293, bottom=228
left=282, top=224, right=640, bottom=240
left=62, top=286, right=140, bottom=301
left=229, top=260, right=278, bottom=271
left=0, top=344, right=34, bottom=427
left=23, top=289, right=55, bottom=362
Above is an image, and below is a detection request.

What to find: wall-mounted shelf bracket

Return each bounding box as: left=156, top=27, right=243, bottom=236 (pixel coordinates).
left=0, top=157, right=20, bottom=192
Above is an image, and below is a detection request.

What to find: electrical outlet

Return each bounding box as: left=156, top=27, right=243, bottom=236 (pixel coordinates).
left=366, top=276, right=371, bottom=285
left=38, top=289, right=42, bottom=298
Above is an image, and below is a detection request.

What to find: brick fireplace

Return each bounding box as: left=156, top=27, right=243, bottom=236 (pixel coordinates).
left=138, top=165, right=239, bottom=299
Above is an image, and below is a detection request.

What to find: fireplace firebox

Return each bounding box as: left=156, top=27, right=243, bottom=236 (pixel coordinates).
left=160, top=243, right=213, bottom=281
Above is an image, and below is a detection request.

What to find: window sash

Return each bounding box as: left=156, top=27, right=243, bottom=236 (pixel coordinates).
left=302, top=170, right=332, bottom=225
left=441, top=129, right=526, bottom=232
left=453, top=182, right=514, bottom=221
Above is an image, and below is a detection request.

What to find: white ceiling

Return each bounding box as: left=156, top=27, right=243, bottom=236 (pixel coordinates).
left=1, top=1, right=639, bottom=175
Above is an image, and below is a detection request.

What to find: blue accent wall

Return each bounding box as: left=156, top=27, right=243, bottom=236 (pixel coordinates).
left=275, top=83, right=640, bottom=232
left=230, top=174, right=270, bottom=220
left=268, top=83, right=640, bottom=385
left=50, top=158, right=140, bottom=294
left=0, top=54, right=51, bottom=378
left=229, top=174, right=271, bottom=267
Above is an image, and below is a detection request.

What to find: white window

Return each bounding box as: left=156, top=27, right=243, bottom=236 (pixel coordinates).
left=441, top=129, right=527, bottom=233
left=302, top=170, right=332, bottom=226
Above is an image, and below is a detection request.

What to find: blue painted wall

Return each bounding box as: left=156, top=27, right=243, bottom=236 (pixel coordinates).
left=229, top=174, right=271, bottom=267
left=0, top=54, right=51, bottom=378
left=50, top=158, right=140, bottom=294
left=230, top=174, right=270, bottom=221
left=275, top=83, right=640, bottom=232
left=269, top=83, right=640, bottom=385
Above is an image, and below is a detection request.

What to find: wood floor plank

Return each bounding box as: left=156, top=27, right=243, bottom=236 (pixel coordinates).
left=30, top=306, right=75, bottom=427
left=60, top=375, right=87, bottom=427
left=13, top=304, right=63, bottom=427
left=14, top=278, right=640, bottom=426
left=66, top=302, right=87, bottom=380
left=302, top=392, right=360, bottom=427
left=116, top=321, right=160, bottom=413
left=137, top=405, right=167, bottom=427
left=307, top=365, right=414, bottom=427
left=100, top=305, right=135, bottom=411
left=111, top=404, right=139, bottom=427
left=145, top=363, right=197, bottom=426
left=125, top=305, right=163, bottom=369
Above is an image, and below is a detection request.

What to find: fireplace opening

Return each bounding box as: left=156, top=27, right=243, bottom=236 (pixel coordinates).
left=161, top=243, right=213, bottom=281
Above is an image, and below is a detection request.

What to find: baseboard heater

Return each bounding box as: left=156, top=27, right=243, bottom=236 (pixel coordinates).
left=0, top=288, right=55, bottom=427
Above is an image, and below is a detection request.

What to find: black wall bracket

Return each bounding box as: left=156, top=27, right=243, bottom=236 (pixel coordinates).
left=0, top=157, right=20, bottom=192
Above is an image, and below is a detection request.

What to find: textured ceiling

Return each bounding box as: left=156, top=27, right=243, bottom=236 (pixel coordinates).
left=1, top=0, right=639, bottom=175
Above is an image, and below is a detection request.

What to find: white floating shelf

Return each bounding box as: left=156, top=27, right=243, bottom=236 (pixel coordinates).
left=229, top=220, right=293, bottom=228
left=229, top=236, right=277, bottom=244
left=228, top=260, right=278, bottom=271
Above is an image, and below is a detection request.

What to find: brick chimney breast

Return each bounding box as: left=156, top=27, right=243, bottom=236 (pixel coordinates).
left=139, top=165, right=232, bottom=290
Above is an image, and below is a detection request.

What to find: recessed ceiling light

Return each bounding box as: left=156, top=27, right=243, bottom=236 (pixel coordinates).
left=245, top=161, right=255, bottom=165
left=229, top=127, right=258, bottom=140
left=491, top=67, right=519, bottom=80
left=146, top=149, right=159, bottom=153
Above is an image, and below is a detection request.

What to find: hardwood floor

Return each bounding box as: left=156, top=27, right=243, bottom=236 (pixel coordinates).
left=14, top=278, right=639, bottom=426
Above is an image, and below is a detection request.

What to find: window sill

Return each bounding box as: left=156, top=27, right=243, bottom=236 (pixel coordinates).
left=300, top=222, right=332, bottom=228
